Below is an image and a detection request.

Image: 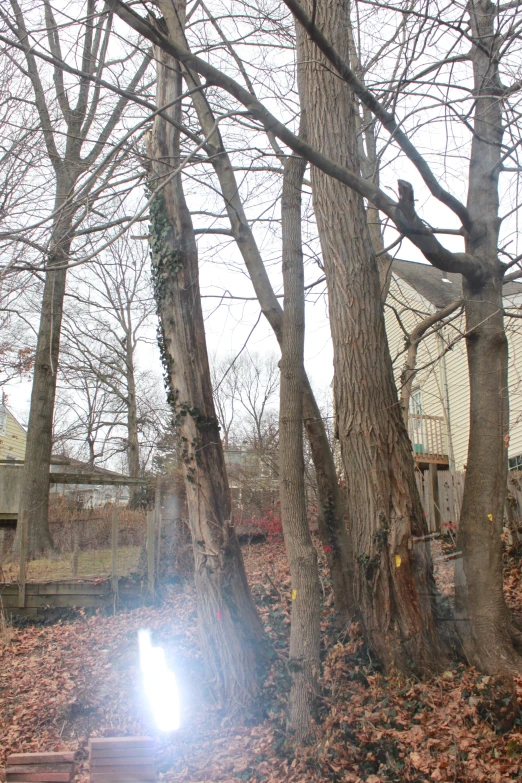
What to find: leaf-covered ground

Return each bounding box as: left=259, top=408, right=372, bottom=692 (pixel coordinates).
left=2, top=539, right=522, bottom=782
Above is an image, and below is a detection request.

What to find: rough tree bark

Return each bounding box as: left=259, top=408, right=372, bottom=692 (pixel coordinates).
left=148, top=39, right=266, bottom=705
left=155, top=0, right=354, bottom=623
left=280, top=145, right=321, bottom=741
left=114, top=0, right=522, bottom=673
left=453, top=0, right=522, bottom=672
left=296, top=3, right=444, bottom=673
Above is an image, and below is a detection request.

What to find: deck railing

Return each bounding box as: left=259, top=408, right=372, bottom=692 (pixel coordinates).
left=408, top=414, right=448, bottom=461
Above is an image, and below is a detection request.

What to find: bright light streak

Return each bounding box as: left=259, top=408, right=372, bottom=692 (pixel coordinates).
left=138, top=629, right=180, bottom=732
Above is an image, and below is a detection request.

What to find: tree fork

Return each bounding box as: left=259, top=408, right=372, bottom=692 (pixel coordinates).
left=155, top=0, right=354, bottom=622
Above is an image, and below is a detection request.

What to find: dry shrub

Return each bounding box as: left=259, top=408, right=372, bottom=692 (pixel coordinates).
left=48, top=496, right=147, bottom=553
left=0, top=606, right=14, bottom=647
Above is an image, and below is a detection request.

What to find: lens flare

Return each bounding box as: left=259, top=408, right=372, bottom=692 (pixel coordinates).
left=138, top=629, right=180, bottom=732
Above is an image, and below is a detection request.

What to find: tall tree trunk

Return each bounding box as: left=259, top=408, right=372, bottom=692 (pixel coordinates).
left=156, top=0, right=354, bottom=623
left=280, top=147, right=321, bottom=741
left=455, top=0, right=522, bottom=672
left=125, top=338, right=141, bottom=478
left=15, top=173, right=76, bottom=558
left=149, top=42, right=266, bottom=704
left=297, top=2, right=444, bottom=673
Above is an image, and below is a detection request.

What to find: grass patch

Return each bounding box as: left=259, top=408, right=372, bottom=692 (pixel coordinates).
left=1, top=545, right=141, bottom=582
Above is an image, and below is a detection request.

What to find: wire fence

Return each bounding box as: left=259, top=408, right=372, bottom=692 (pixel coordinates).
left=0, top=497, right=148, bottom=585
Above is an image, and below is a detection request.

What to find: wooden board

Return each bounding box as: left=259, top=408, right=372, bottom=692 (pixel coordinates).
left=88, top=766, right=154, bottom=776
left=89, top=773, right=155, bottom=782
left=90, top=757, right=153, bottom=767
left=88, top=749, right=153, bottom=761
left=0, top=595, right=108, bottom=609
left=7, top=755, right=75, bottom=765
left=7, top=773, right=72, bottom=782
left=7, top=766, right=73, bottom=775
left=37, top=582, right=110, bottom=596
left=89, top=738, right=154, bottom=751
left=49, top=473, right=147, bottom=486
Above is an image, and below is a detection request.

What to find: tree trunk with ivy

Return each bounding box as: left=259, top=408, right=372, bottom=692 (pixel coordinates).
left=148, top=43, right=266, bottom=705
left=153, top=0, right=354, bottom=626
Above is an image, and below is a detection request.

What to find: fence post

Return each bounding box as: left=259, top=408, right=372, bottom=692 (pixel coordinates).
left=72, top=520, right=80, bottom=577
left=111, top=507, right=118, bottom=596
left=429, top=463, right=441, bottom=532
left=147, top=509, right=155, bottom=594
left=18, top=509, right=28, bottom=608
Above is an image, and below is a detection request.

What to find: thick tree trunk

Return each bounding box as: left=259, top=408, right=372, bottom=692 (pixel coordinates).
left=156, top=0, right=354, bottom=622
left=280, top=148, right=321, bottom=741
left=297, top=2, right=443, bottom=673
left=15, top=174, right=76, bottom=558
left=149, top=43, right=266, bottom=705
left=455, top=0, right=522, bottom=672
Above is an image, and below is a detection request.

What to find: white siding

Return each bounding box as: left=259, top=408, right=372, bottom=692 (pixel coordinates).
left=385, top=276, right=448, bottom=443
left=385, top=276, right=522, bottom=471
left=0, top=410, right=27, bottom=461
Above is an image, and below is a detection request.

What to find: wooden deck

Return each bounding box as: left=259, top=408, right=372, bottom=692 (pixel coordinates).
left=0, top=577, right=151, bottom=618
left=409, top=414, right=449, bottom=467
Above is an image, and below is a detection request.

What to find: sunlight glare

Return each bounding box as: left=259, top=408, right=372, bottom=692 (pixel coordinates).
left=138, top=629, right=180, bottom=732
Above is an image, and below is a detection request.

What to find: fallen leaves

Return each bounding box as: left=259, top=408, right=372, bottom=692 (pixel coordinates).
left=2, top=541, right=522, bottom=783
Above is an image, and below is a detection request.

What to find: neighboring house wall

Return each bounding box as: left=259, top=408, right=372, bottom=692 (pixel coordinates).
left=385, top=271, right=522, bottom=471
left=49, top=483, right=130, bottom=508
left=0, top=406, right=27, bottom=461
left=385, top=275, right=449, bottom=454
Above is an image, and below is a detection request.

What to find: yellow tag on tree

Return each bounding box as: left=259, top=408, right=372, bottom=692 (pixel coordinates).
left=395, top=554, right=402, bottom=568
left=292, top=589, right=297, bottom=600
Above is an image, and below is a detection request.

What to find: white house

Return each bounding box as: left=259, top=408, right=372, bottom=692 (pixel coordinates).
left=385, top=258, right=522, bottom=473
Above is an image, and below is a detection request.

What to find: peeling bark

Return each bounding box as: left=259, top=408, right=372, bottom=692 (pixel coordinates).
left=148, top=40, right=266, bottom=705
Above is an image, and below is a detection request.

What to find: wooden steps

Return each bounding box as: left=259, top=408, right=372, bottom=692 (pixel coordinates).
left=88, top=738, right=155, bottom=783
left=6, top=752, right=75, bottom=783
left=0, top=579, right=149, bottom=618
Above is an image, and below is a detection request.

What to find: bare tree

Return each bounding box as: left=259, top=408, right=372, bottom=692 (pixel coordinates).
left=136, top=0, right=355, bottom=623
left=112, top=0, right=522, bottom=673
left=1, top=0, right=151, bottom=556
left=148, top=32, right=266, bottom=706
left=53, top=360, right=124, bottom=466
left=60, top=237, right=156, bottom=476
left=279, top=138, right=321, bottom=740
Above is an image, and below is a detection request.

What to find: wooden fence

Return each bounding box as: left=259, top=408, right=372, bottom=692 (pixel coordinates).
left=416, top=468, right=522, bottom=533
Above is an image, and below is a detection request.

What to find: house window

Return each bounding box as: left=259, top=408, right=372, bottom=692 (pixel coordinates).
left=0, top=412, right=7, bottom=436
left=410, top=389, right=423, bottom=416
left=509, top=454, right=522, bottom=471
left=410, top=389, right=424, bottom=455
